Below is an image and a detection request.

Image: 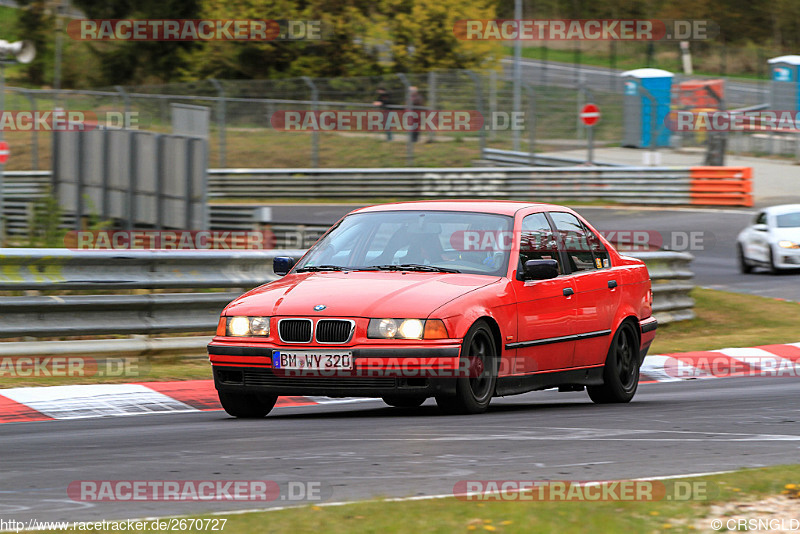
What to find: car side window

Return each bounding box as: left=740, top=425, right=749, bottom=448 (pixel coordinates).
left=519, top=213, right=562, bottom=275
left=755, top=212, right=767, bottom=225
left=549, top=212, right=609, bottom=272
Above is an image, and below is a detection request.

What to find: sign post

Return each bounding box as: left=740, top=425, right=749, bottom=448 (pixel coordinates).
left=580, top=103, right=600, bottom=164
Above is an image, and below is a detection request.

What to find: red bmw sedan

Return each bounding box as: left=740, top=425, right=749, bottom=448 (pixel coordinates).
left=208, top=201, right=657, bottom=417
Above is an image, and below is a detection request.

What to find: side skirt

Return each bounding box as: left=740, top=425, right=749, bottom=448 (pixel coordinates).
left=495, top=366, right=604, bottom=397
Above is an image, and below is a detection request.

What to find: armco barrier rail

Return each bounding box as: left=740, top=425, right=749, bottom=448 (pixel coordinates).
left=689, top=166, right=753, bottom=206
left=205, top=167, right=753, bottom=207
left=0, top=249, right=692, bottom=351
left=2, top=166, right=752, bottom=239
left=480, top=148, right=623, bottom=167
left=624, top=250, right=695, bottom=323
left=0, top=249, right=305, bottom=338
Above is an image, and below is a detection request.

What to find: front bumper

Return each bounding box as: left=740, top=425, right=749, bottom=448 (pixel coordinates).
left=775, top=247, right=800, bottom=269
left=208, top=344, right=461, bottom=398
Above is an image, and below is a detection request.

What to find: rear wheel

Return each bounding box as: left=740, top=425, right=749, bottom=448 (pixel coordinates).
left=587, top=321, right=640, bottom=404
left=738, top=243, right=752, bottom=274
left=436, top=321, right=497, bottom=415
left=218, top=391, right=277, bottom=418
left=382, top=396, right=426, bottom=408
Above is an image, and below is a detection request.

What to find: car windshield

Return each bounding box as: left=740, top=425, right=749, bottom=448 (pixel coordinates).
left=775, top=212, right=800, bottom=228
left=295, top=210, right=513, bottom=276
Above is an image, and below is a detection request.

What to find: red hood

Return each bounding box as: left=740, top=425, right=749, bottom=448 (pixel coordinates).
left=224, top=271, right=499, bottom=318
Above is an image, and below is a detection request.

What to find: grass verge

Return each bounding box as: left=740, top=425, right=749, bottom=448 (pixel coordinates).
left=648, top=287, right=800, bottom=354
left=35, top=465, right=800, bottom=533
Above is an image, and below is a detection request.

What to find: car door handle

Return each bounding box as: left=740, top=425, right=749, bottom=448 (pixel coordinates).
left=608, top=280, right=617, bottom=289
left=563, top=287, right=574, bottom=297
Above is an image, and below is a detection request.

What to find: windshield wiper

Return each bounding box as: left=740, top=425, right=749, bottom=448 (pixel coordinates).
left=295, top=265, right=346, bottom=272
left=373, top=264, right=460, bottom=273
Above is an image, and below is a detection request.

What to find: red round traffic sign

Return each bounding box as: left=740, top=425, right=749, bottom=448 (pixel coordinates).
left=580, top=103, right=601, bottom=127
left=0, top=141, right=8, bottom=164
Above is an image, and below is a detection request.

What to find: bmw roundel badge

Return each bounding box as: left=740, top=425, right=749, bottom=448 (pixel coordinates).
left=313, top=304, right=327, bottom=311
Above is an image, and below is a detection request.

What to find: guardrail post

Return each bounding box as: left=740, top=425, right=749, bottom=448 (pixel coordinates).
left=101, top=128, right=110, bottom=220
left=156, top=134, right=164, bottom=230
left=115, top=85, right=130, bottom=116
left=75, top=131, right=84, bottom=231
left=466, top=71, right=486, bottom=157
left=427, top=71, right=436, bottom=143
left=396, top=73, right=413, bottom=166
left=489, top=70, right=498, bottom=142
left=301, top=76, right=319, bottom=168
left=524, top=83, right=537, bottom=164
left=209, top=79, right=226, bottom=168
left=577, top=72, right=585, bottom=140
left=126, top=131, right=137, bottom=230
left=21, top=89, right=39, bottom=170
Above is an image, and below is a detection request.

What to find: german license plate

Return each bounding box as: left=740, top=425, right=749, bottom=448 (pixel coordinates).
left=272, top=350, right=353, bottom=371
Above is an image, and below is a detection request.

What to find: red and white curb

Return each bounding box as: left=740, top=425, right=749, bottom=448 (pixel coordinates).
left=1, top=342, right=798, bottom=424
left=640, top=342, right=800, bottom=382
left=0, top=379, right=367, bottom=424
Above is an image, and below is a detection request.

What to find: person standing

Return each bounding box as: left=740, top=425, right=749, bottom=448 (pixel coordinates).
left=373, top=87, right=393, bottom=141
left=408, top=86, right=425, bottom=143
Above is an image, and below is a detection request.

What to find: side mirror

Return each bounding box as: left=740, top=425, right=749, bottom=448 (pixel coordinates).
left=273, top=256, right=296, bottom=276
left=754, top=224, right=768, bottom=232
left=523, top=259, right=559, bottom=280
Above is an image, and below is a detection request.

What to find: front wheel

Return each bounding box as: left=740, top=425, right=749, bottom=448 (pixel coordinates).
left=587, top=321, right=640, bottom=404
left=435, top=321, right=497, bottom=415
left=738, top=243, right=752, bottom=274
left=218, top=391, right=277, bottom=418
left=768, top=246, right=780, bottom=274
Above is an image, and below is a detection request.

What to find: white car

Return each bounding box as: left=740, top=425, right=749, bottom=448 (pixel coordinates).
left=737, top=204, right=800, bottom=273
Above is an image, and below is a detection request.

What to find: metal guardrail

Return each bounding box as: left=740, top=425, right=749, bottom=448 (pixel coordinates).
left=0, top=249, right=305, bottom=339
left=0, top=248, right=306, bottom=291
left=1, top=166, right=752, bottom=240
left=629, top=251, right=695, bottom=323
left=480, top=148, right=623, bottom=167
left=0, top=249, right=692, bottom=345
left=205, top=166, right=697, bottom=203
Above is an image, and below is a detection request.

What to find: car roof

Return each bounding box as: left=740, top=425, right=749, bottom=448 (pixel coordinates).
left=350, top=200, right=565, bottom=217
left=762, top=204, right=800, bottom=216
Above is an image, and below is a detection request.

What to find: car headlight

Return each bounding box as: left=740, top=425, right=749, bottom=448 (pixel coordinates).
left=778, top=240, right=800, bottom=249
left=367, top=318, right=448, bottom=340
left=224, top=316, right=271, bottom=337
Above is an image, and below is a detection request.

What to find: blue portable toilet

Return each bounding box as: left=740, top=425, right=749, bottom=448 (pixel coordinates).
left=768, top=55, right=800, bottom=110
left=621, top=68, right=674, bottom=148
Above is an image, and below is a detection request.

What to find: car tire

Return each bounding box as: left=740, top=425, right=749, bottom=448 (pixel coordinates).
left=218, top=391, right=278, bottom=418
left=382, top=396, right=427, bottom=408
left=587, top=321, right=640, bottom=404
left=768, top=246, right=780, bottom=274
left=737, top=243, right=753, bottom=274
left=435, top=320, right=497, bottom=415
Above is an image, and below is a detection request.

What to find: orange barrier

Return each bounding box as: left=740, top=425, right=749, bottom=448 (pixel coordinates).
left=689, top=167, right=753, bottom=207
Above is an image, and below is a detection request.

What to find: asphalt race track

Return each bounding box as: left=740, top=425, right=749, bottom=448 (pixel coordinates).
left=1, top=378, right=799, bottom=522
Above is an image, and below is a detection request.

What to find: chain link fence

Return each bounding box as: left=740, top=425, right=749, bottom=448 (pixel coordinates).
left=1, top=64, right=792, bottom=170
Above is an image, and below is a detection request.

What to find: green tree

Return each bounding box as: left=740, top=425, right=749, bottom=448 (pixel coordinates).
left=186, top=0, right=383, bottom=79
left=379, top=0, right=501, bottom=72
left=69, top=0, right=201, bottom=84
left=13, top=0, right=54, bottom=85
